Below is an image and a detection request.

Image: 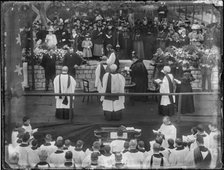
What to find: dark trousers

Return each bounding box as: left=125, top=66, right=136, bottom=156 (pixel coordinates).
left=104, top=110, right=122, bottom=121
left=45, top=78, right=54, bottom=91
left=201, top=72, right=212, bottom=91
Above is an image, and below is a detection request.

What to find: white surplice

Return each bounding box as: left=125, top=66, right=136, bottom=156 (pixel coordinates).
left=95, top=64, right=107, bottom=93
left=53, top=74, right=76, bottom=109
left=101, top=73, right=125, bottom=112
left=159, top=74, right=175, bottom=106
left=158, top=123, right=177, bottom=148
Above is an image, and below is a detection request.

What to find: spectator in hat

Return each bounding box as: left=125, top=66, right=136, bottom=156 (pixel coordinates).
left=82, top=34, right=93, bottom=59
left=48, top=140, right=66, bottom=168
left=70, top=28, right=79, bottom=53
left=35, top=150, right=51, bottom=168
left=40, top=134, right=57, bottom=156
left=130, top=53, right=148, bottom=102
left=157, top=2, right=168, bottom=22
left=133, top=27, right=145, bottom=59
left=156, top=25, right=167, bottom=50
left=72, top=140, right=85, bottom=168
left=101, top=64, right=125, bottom=121
left=122, top=139, right=144, bottom=169
left=16, top=132, right=31, bottom=168
left=27, top=139, right=40, bottom=167
left=179, top=27, right=190, bottom=47
left=45, top=26, right=57, bottom=49
left=92, top=24, right=104, bottom=60
left=36, top=24, right=48, bottom=43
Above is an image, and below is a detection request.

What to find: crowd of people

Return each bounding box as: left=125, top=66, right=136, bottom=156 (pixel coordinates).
left=5, top=116, right=222, bottom=169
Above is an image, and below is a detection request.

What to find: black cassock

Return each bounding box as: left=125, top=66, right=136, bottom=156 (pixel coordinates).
left=63, top=52, right=84, bottom=77
left=40, top=53, right=56, bottom=90
left=130, top=59, right=148, bottom=101
left=179, top=70, right=195, bottom=114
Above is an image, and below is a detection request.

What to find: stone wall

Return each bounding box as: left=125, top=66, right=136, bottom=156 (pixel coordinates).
left=28, top=61, right=219, bottom=91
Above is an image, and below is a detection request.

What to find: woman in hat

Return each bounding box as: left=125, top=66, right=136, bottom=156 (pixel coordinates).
left=82, top=34, right=93, bottom=59
left=45, top=26, right=58, bottom=49
left=133, top=26, right=145, bottom=59
left=92, top=24, right=104, bottom=59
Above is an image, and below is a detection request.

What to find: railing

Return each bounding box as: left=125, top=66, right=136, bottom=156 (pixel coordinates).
left=23, top=92, right=221, bottom=123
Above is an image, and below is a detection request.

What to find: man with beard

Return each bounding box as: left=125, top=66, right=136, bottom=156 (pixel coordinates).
left=130, top=52, right=148, bottom=102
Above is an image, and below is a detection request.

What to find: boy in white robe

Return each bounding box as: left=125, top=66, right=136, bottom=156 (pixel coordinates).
left=48, top=140, right=66, bottom=168
left=143, top=143, right=169, bottom=169
left=123, top=139, right=144, bottom=169
left=22, top=116, right=38, bottom=139
left=72, top=140, right=85, bottom=168
left=101, top=64, right=125, bottom=121
left=27, top=139, right=40, bottom=167
left=40, top=134, right=57, bottom=156
left=95, top=56, right=108, bottom=93
left=98, top=145, right=115, bottom=168
left=15, top=132, right=31, bottom=168
left=53, top=66, right=76, bottom=119
left=110, top=127, right=126, bottom=153
left=185, top=134, right=212, bottom=168
left=35, top=150, right=51, bottom=168
left=153, top=116, right=177, bottom=148
left=168, top=138, right=189, bottom=168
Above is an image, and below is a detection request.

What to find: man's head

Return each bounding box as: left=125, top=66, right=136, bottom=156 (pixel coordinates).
left=64, top=139, right=71, bottom=147
left=76, top=140, right=84, bottom=148
left=138, top=141, right=145, bottom=149
left=39, top=150, right=48, bottom=162
left=22, top=132, right=30, bottom=143
left=45, top=134, right=52, bottom=143
left=168, top=138, right=174, bottom=147
left=163, top=116, right=171, bottom=125
left=163, top=66, right=171, bottom=74
left=31, top=139, right=38, bottom=147
left=175, top=138, right=183, bottom=147
left=92, top=141, right=101, bottom=151
left=208, top=122, right=218, bottom=132
left=104, top=145, right=111, bottom=154
left=153, top=143, right=161, bottom=153
left=62, top=66, right=68, bottom=74
left=196, top=124, right=205, bottom=133
left=129, top=139, right=137, bottom=150
left=56, top=140, right=64, bottom=149
left=65, top=151, right=73, bottom=160
left=109, top=64, right=117, bottom=73
left=23, top=116, right=30, bottom=125
left=155, top=136, right=163, bottom=145
left=124, top=141, right=129, bottom=150
left=196, top=134, right=204, bottom=146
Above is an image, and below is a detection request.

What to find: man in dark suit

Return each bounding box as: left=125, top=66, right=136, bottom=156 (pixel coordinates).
left=40, top=49, right=56, bottom=91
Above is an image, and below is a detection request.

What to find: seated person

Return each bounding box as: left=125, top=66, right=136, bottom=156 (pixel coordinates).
left=110, top=127, right=126, bottom=153
left=60, top=151, right=75, bottom=168
left=98, top=145, right=115, bottom=168
left=40, top=134, right=57, bottom=156
left=22, top=116, right=38, bottom=138
left=27, top=139, right=40, bottom=167
left=35, top=150, right=51, bottom=168
left=72, top=140, right=85, bottom=169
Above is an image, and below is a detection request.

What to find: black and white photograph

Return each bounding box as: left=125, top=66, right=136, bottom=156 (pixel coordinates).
left=1, top=0, right=223, bottom=169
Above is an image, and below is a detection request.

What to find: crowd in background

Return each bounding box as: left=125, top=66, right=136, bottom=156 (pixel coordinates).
left=5, top=116, right=222, bottom=169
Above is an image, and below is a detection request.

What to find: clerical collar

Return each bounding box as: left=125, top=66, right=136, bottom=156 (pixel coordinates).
left=55, top=150, right=64, bottom=154
left=23, top=123, right=30, bottom=127
left=168, top=146, right=175, bottom=149
left=103, top=153, right=112, bottom=157
left=153, top=153, right=163, bottom=158
left=20, top=143, right=29, bottom=147
left=31, top=146, right=38, bottom=150
left=129, top=149, right=138, bottom=153
left=176, top=146, right=184, bottom=150
left=44, top=143, right=51, bottom=146
left=199, top=146, right=208, bottom=152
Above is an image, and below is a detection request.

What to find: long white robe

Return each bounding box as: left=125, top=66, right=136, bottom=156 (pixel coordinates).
left=106, top=52, right=116, bottom=66
left=53, top=74, right=76, bottom=109
left=158, top=123, right=177, bottom=148
left=95, top=64, right=107, bottom=93
left=48, top=150, right=66, bottom=168
left=98, top=154, right=115, bottom=168
left=160, top=74, right=175, bottom=106
left=168, top=147, right=190, bottom=168
left=101, top=73, right=125, bottom=112
left=71, top=149, right=86, bottom=168
left=122, top=151, right=144, bottom=169
left=27, top=148, right=40, bottom=167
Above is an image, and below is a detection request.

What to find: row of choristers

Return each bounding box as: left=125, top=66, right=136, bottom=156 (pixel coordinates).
left=6, top=116, right=222, bottom=169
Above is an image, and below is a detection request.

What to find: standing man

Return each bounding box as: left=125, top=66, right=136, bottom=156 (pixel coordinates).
left=40, top=49, right=56, bottom=91
left=155, top=66, right=176, bottom=116
left=63, top=46, right=86, bottom=78
left=130, top=53, right=148, bottom=102
left=199, top=49, right=216, bottom=92
left=53, top=66, right=76, bottom=120
left=101, top=64, right=125, bottom=121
